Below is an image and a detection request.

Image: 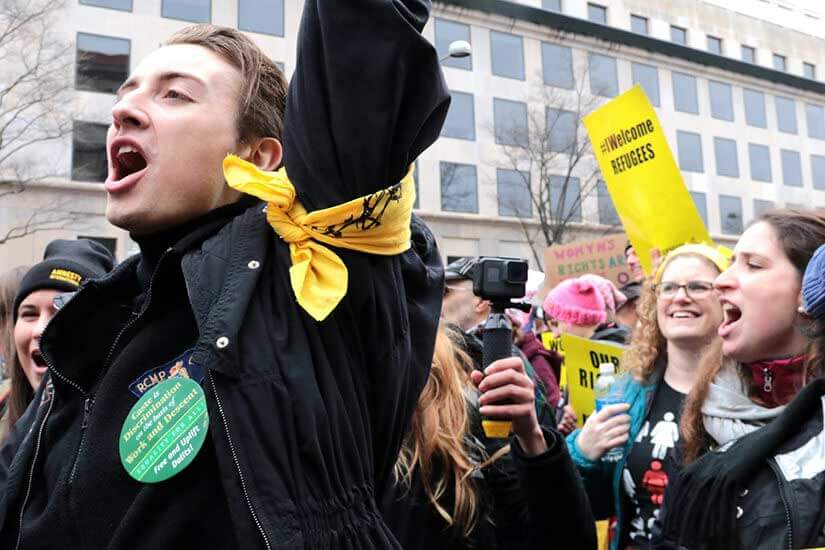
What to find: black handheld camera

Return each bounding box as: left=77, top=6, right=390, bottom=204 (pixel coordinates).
left=471, top=257, right=530, bottom=438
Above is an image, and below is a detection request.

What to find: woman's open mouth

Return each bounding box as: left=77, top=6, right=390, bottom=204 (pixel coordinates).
left=718, top=302, right=742, bottom=338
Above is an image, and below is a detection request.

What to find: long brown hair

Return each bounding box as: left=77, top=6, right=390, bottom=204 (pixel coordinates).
left=0, top=266, right=30, bottom=432
left=681, top=209, right=825, bottom=464
left=395, top=323, right=483, bottom=538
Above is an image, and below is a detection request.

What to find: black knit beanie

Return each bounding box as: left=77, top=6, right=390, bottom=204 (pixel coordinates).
left=13, top=239, right=115, bottom=319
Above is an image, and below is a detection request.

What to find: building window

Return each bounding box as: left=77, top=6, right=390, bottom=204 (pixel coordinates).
left=630, top=14, right=648, bottom=35
left=497, top=169, right=532, bottom=217
left=588, top=53, right=618, bottom=97
left=670, top=25, right=687, bottom=45
left=676, top=131, right=703, bottom=173
left=162, top=0, right=210, bottom=22
left=238, top=0, right=284, bottom=37
left=775, top=96, right=798, bottom=134
left=812, top=155, right=825, bottom=190
left=773, top=53, right=787, bottom=72
left=719, top=195, right=743, bottom=235
left=79, top=0, right=132, bottom=10
left=440, top=162, right=478, bottom=213
left=549, top=175, right=582, bottom=222
left=714, top=137, right=739, bottom=178
left=708, top=81, right=734, bottom=121
left=79, top=236, right=117, bottom=256
left=781, top=149, right=803, bottom=187
left=743, top=88, right=767, bottom=128
left=587, top=3, right=607, bottom=24
left=441, top=91, right=475, bottom=140
left=542, top=0, right=562, bottom=11
left=76, top=33, right=130, bottom=94
left=632, top=62, right=660, bottom=107
left=493, top=99, right=528, bottom=147
left=435, top=19, right=472, bottom=71
left=490, top=31, right=525, bottom=80
left=707, top=36, right=722, bottom=55
left=542, top=43, right=574, bottom=89
left=547, top=108, right=577, bottom=154
left=597, top=180, right=620, bottom=225
left=672, top=72, right=699, bottom=114
left=690, top=191, right=708, bottom=226
left=71, top=121, right=108, bottom=182
left=804, top=62, right=817, bottom=80
left=753, top=199, right=775, bottom=218
left=807, top=104, right=825, bottom=140
left=741, top=45, right=756, bottom=63
left=748, top=143, right=772, bottom=182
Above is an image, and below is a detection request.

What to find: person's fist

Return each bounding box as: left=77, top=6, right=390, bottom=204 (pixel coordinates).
left=470, top=357, right=547, bottom=456
left=557, top=404, right=577, bottom=436
left=575, top=403, right=631, bottom=462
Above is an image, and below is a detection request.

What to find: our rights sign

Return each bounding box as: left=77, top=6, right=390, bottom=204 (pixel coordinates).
left=560, top=333, right=626, bottom=427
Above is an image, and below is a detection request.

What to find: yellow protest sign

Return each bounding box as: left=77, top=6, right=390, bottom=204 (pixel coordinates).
left=560, top=334, right=626, bottom=427
left=583, top=85, right=711, bottom=275
left=541, top=332, right=566, bottom=390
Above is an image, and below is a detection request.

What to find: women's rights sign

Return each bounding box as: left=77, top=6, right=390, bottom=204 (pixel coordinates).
left=119, top=377, right=209, bottom=483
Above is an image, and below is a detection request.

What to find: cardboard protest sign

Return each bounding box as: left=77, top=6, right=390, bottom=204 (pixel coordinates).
left=544, top=234, right=632, bottom=289
left=541, top=332, right=566, bottom=390
left=560, top=333, right=626, bottom=427
left=583, top=86, right=711, bottom=275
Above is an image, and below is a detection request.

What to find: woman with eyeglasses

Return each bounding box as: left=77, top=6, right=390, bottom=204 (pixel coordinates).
left=565, top=243, right=729, bottom=550
left=654, top=209, right=825, bottom=549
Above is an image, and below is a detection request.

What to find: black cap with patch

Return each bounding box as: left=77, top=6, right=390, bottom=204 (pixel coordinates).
left=14, top=239, right=115, bottom=319
left=444, top=257, right=479, bottom=282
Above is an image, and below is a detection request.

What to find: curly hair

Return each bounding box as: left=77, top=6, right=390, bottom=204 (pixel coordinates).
left=621, top=253, right=721, bottom=384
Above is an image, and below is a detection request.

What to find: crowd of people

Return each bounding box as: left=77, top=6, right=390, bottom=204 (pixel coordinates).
left=0, top=1, right=825, bottom=549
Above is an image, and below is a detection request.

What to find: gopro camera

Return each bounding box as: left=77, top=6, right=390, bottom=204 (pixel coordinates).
left=472, top=257, right=529, bottom=302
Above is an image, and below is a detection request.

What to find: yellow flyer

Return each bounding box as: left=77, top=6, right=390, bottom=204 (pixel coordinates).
left=541, top=332, right=566, bottom=390
left=560, top=334, right=626, bottom=427
left=583, top=86, right=711, bottom=275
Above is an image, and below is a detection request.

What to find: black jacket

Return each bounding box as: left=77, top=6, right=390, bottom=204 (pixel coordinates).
left=0, top=1, right=449, bottom=548
left=381, top=420, right=598, bottom=550
left=654, top=378, right=825, bottom=550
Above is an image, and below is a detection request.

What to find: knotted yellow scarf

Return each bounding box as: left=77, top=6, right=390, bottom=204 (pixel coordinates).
left=223, top=155, right=415, bottom=321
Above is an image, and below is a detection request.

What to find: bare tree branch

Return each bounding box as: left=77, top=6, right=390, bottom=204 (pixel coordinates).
left=0, top=0, right=77, bottom=245
left=491, top=65, right=609, bottom=268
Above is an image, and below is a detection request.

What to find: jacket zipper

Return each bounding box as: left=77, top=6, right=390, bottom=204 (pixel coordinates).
left=67, top=248, right=172, bottom=486
left=15, top=395, right=55, bottom=550
left=768, top=460, right=794, bottom=550
left=205, top=368, right=271, bottom=550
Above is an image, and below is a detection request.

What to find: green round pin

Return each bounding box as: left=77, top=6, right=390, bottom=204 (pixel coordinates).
left=119, top=377, right=209, bottom=483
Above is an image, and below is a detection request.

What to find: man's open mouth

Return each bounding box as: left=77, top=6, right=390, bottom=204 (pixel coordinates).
left=112, top=144, right=148, bottom=181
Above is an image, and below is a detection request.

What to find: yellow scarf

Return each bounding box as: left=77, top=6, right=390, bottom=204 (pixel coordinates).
left=223, top=155, right=416, bottom=321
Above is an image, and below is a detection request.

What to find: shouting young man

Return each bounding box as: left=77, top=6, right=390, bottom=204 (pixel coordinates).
left=0, top=1, right=448, bottom=548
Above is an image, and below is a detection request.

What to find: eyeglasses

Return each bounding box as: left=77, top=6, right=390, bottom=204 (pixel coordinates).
left=654, top=281, right=715, bottom=298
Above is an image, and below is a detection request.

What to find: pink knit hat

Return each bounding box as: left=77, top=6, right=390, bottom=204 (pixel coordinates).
left=544, top=278, right=607, bottom=327
left=579, top=274, right=627, bottom=316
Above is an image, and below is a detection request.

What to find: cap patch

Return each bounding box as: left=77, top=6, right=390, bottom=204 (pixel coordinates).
left=49, top=268, right=82, bottom=286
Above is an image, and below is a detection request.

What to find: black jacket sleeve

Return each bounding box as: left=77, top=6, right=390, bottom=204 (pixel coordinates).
left=510, top=428, right=598, bottom=550
left=283, top=0, right=450, bottom=211
left=480, top=427, right=597, bottom=549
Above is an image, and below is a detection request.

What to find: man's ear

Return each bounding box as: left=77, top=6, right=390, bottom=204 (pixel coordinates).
left=237, top=137, right=283, bottom=172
